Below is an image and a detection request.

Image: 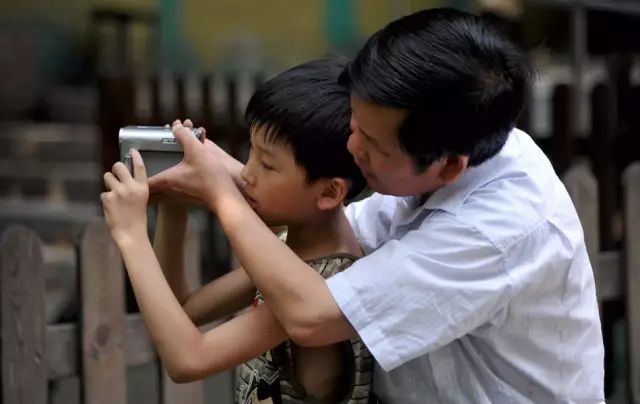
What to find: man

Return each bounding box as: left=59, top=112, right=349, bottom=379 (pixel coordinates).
left=149, top=8, right=604, bottom=403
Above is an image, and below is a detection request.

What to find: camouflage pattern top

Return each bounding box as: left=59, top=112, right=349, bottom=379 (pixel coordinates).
left=236, top=253, right=373, bottom=404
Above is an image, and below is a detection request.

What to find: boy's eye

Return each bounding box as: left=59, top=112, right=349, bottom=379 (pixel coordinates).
left=261, top=161, right=274, bottom=171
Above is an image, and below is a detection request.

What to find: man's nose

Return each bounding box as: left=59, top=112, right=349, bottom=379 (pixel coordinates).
left=347, top=133, right=368, bottom=162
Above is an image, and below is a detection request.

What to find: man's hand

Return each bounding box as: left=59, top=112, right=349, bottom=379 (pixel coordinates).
left=101, top=149, right=149, bottom=246
left=148, top=119, right=245, bottom=206
left=147, top=121, right=238, bottom=211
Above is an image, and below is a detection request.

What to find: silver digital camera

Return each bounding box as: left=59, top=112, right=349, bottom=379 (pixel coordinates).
left=119, top=126, right=203, bottom=176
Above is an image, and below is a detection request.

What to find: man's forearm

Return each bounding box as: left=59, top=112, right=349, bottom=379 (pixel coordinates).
left=205, top=140, right=245, bottom=188
left=212, top=189, right=354, bottom=345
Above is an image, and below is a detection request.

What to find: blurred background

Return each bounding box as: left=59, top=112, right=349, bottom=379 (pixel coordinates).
left=0, top=1, right=639, bottom=403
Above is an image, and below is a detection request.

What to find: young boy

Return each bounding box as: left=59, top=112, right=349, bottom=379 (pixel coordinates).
left=100, top=58, right=372, bottom=403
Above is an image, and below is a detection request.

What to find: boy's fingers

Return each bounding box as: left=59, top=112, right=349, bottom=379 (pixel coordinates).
left=103, top=171, right=120, bottom=191
left=129, top=149, right=147, bottom=183
left=172, top=119, right=182, bottom=127
left=183, top=119, right=193, bottom=128
left=112, top=161, right=132, bottom=182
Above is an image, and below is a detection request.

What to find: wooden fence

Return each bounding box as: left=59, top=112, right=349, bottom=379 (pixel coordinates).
left=1, top=163, right=639, bottom=403
left=563, top=161, right=640, bottom=402
left=0, top=218, right=233, bottom=404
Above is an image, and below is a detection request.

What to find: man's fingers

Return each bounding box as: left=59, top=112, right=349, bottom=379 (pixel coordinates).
left=129, top=149, right=147, bottom=183
left=147, top=169, right=170, bottom=192
left=197, top=126, right=207, bottom=144
left=183, top=119, right=193, bottom=128
left=172, top=123, right=202, bottom=154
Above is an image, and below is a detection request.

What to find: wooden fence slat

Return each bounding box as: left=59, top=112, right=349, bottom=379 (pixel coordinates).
left=47, top=314, right=154, bottom=380
left=562, top=162, right=601, bottom=299
left=597, top=251, right=622, bottom=301
left=200, top=75, right=214, bottom=132
left=0, top=226, right=47, bottom=404
left=161, top=218, right=204, bottom=404
left=79, top=219, right=126, bottom=404
left=552, top=84, right=574, bottom=175
left=591, top=83, right=618, bottom=250
left=624, top=162, right=640, bottom=403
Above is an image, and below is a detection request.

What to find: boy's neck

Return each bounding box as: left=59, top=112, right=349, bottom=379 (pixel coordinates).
left=285, top=206, right=361, bottom=261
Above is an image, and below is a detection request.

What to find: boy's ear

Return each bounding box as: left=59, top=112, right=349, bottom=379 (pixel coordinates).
left=317, top=178, right=349, bottom=211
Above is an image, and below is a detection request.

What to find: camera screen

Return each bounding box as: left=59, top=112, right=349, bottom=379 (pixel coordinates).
left=137, top=151, right=184, bottom=177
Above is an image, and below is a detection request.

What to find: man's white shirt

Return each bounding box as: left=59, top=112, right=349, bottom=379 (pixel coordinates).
left=327, top=129, right=604, bottom=403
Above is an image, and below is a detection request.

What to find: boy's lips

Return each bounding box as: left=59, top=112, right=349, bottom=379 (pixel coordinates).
left=242, top=191, right=258, bottom=207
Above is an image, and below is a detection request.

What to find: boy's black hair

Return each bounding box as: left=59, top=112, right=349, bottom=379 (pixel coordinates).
left=339, top=8, right=536, bottom=170
left=245, top=57, right=366, bottom=199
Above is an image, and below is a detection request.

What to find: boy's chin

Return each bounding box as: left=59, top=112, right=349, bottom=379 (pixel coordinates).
left=256, top=213, right=286, bottom=228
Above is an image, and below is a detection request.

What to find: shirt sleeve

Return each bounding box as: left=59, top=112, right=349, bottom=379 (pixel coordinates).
left=326, top=213, right=515, bottom=371
left=344, top=193, right=396, bottom=253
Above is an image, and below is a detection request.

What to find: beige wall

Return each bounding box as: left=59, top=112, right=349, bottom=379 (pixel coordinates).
left=0, top=0, right=444, bottom=72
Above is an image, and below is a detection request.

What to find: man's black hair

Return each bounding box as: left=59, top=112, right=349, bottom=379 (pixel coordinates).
left=245, top=57, right=366, bottom=199
left=340, top=8, right=536, bottom=170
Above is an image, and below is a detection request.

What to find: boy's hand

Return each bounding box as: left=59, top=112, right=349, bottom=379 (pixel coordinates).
left=101, top=149, right=149, bottom=246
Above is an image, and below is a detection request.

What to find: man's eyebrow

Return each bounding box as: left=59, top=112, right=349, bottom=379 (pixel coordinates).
left=360, top=125, right=380, bottom=146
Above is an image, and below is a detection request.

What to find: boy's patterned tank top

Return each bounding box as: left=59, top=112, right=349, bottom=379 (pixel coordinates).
left=236, top=252, right=373, bottom=404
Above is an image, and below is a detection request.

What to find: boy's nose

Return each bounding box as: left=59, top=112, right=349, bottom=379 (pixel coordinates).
left=240, top=166, right=256, bottom=186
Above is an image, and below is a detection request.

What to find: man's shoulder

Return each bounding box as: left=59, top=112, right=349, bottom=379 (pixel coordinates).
left=424, top=131, right=576, bottom=252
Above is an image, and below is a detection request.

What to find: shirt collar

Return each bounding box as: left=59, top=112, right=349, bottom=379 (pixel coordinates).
left=417, top=128, right=524, bottom=215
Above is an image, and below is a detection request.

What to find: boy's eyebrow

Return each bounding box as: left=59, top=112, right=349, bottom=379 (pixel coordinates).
left=254, top=142, right=276, bottom=157
left=249, top=132, right=276, bottom=156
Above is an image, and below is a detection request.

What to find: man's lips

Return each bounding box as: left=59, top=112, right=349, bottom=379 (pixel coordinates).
left=354, top=159, right=376, bottom=180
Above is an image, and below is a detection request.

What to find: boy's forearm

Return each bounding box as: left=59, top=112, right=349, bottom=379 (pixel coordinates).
left=153, top=205, right=189, bottom=302
left=154, top=204, right=255, bottom=327
left=117, top=237, right=203, bottom=376
left=183, top=267, right=256, bottom=326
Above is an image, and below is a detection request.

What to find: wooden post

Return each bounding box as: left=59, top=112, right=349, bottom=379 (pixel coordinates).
left=175, top=76, right=187, bottom=121
left=552, top=84, right=574, bottom=175
left=591, top=83, right=618, bottom=251
left=151, top=75, right=162, bottom=125
left=79, top=220, right=126, bottom=404
left=161, top=217, right=204, bottom=404
left=562, top=162, right=600, bottom=299
left=624, top=162, right=640, bottom=403
left=200, top=75, right=214, bottom=136
left=0, top=226, right=47, bottom=404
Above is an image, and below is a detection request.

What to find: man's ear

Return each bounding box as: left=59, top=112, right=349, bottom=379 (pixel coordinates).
left=317, top=178, right=349, bottom=211
left=437, top=155, right=469, bottom=184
